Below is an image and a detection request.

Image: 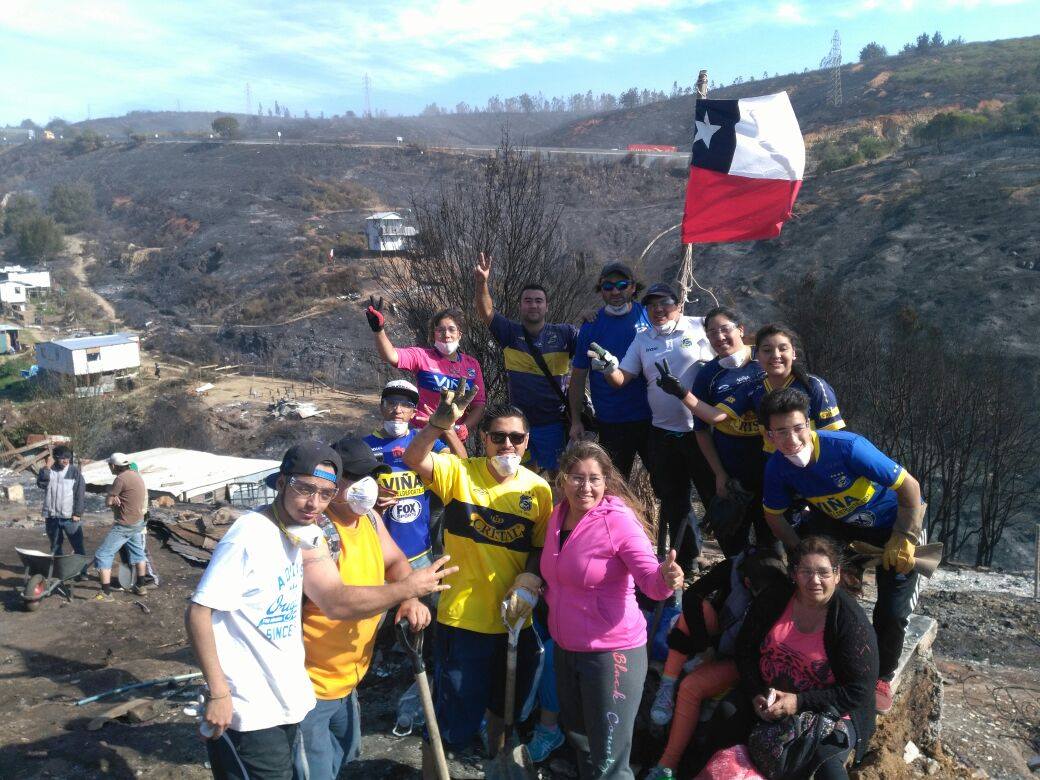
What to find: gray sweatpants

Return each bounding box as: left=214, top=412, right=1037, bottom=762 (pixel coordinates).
left=554, top=643, right=647, bottom=780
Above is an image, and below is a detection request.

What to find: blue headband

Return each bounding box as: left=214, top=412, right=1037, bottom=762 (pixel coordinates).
left=312, top=468, right=337, bottom=482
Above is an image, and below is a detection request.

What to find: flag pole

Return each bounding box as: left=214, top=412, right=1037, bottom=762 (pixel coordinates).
left=678, top=70, right=709, bottom=314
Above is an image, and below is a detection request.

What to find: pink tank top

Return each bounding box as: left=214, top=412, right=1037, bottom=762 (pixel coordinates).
left=759, top=598, right=835, bottom=693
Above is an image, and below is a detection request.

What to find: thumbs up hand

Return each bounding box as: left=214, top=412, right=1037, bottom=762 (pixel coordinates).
left=659, top=549, right=684, bottom=590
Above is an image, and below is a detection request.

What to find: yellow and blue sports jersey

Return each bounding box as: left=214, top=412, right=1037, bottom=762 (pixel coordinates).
left=425, top=452, right=552, bottom=634
left=489, top=313, right=578, bottom=426
left=691, top=354, right=766, bottom=480
left=762, top=430, right=907, bottom=529
left=739, top=373, right=844, bottom=454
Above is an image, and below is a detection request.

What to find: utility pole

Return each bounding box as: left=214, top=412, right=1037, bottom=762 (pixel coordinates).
left=246, top=82, right=253, bottom=115
left=820, top=31, right=843, bottom=108
left=363, top=73, right=372, bottom=119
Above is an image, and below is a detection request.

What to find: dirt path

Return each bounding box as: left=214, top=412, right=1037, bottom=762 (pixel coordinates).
left=63, top=235, right=120, bottom=323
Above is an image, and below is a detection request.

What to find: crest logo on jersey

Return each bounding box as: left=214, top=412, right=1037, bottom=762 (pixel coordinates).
left=831, top=472, right=850, bottom=489
left=844, top=510, right=877, bottom=527
left=467, top=368, right=477, bottom=378
left=681, top=337, right=694, bottom=348
left=717, top=384, right=731, bottom=392
left=725, top=395, right=736, bottom=403
left=518, top=493, right=533, bottom=512
left=392, top=446, right=405, bottom=459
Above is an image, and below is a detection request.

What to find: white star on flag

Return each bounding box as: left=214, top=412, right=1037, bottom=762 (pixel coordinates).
left=694, top=111, right=721, bottom=149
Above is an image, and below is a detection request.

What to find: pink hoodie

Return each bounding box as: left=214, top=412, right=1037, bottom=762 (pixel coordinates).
left=540, top=495, right=673, bottom=652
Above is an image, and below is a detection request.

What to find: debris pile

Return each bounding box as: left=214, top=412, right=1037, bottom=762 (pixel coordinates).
left=148, top=505, right=246, bottom=564
left=269, top=397, right=328, bottom=420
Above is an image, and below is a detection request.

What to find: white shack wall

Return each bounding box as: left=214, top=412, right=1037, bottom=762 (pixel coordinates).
left=35, top=342, right=75, bottom=374
left=70, top=341, right=141, bottom=375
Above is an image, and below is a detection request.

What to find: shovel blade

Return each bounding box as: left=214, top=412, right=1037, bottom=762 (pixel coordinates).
left=485, top=743, right=537, bottom=780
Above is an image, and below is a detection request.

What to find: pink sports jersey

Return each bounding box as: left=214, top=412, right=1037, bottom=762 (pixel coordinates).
left=395, top=346, right=486, bottom=426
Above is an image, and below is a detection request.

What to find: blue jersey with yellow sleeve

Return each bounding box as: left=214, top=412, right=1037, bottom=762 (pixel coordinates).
left=742, top=373, right=844, bottom=454
left=489, top=314, right=578, bottom=426
left=691, top=355, right=766, bottom=480
left=762, top=430, right=906, bottom=529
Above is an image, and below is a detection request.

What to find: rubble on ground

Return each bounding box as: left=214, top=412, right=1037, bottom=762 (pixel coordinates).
left=147, top=505, right=246, bottom=564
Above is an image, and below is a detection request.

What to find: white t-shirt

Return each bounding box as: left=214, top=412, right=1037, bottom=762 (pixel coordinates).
left=619, top=315, right=715, bottom=432
left=191, top=509, right=322, bottom=731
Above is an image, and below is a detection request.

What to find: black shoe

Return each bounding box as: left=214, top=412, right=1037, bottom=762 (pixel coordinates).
left=137, top=575, right=157, bottom=588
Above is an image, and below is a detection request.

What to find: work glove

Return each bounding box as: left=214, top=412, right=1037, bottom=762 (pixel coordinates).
left=428, top=382, right=478, bottom=431
left=502, top=572, right=541, bottom=630
left=365, top=295, right=385, bottom=332
left=882, top=531, right=916, bottom=575
left=654, top=359, right=687, bottom=399
left=587, top=342, right=619, bottom=373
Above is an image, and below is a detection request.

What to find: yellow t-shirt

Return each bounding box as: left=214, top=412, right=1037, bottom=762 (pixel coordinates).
left=302, top=511, right=384, bottom=700
left=427, top=453, right=551, bottom=634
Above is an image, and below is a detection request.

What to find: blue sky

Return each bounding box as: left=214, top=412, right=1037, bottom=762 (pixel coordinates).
left=1, top=0, right=1037, bottom=125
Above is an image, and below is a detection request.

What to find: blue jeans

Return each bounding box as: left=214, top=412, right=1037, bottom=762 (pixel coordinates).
left=93, top=521, right=147, bottom=570
left=45, top=516, right=85, bottom=556
left=294, top=691, right=360, bottom=780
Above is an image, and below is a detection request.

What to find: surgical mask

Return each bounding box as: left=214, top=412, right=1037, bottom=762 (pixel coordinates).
left=383, top=419, right=409, bottom=437
left=490, top=454, right=522, bottom=477
left=719, top=347, right=750, bottom=369
left=654, top=319, right=678, bottom=337
left=434, top=340, right=458, bottom=356
left=783, top=445, right=813, bottom=468
left=604, top=302, right=632, bottom=316
left=344, top=476, right=379, bottom=514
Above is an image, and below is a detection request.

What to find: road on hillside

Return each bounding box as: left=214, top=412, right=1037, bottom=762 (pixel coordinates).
left=155, top=136, right=690, bottom=163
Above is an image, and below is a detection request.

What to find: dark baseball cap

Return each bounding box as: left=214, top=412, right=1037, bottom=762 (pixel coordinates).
left=266, top=441, right=342, bottom=489
left=331, top=435, right=393, bottom=480
left=641, top=282, right=680, bottom=305
left=598, top=262, right=636, bottom=282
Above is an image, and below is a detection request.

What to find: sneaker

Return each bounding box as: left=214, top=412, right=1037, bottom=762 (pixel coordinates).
left=875, top=679, right=893, bottom=714
left=646, top=767, right=675, bottom=779
left=137, top=575, right=157, bottom=588
left=650, top=679, right=677, bottom=726
left=95, top=592, right=115, bottom=602
left=526, top=723, right=564, bottom=762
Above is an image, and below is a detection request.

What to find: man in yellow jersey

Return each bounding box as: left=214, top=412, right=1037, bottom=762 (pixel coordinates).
left=294, top=435, right=432, bottom=779
left=405, top=387, right=552, bottom=776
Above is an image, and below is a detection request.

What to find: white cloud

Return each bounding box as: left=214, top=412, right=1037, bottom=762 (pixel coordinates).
left=775, top=2, right=809, bottom=23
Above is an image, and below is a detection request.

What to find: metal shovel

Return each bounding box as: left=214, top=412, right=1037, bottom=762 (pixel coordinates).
left=485, top=619, right=537, bottom=780
left=396, top=619, right=450, bottom=780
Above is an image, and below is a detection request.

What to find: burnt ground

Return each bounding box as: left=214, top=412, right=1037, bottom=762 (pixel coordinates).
left=1, top=515, right=1038, bottom=779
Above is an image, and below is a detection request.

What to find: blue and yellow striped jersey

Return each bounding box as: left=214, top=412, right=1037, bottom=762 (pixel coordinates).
left=489, top=314, right=578, bottom=426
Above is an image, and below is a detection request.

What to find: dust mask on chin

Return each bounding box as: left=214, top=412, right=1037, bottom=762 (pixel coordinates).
left=434, top=340, right=459, bottom=356
left=383, top=419, right=409, bottom=437
left=604, top=302, right=632, bottom=316
left=783, top=445, right=813, bottom=468
left=491, top=454, right=522, bottom=477
left=654, top=318, right=678, bottom=337
left=344, top=476, right=379, bottom=514
left=719, top=347, right=750, bottom=369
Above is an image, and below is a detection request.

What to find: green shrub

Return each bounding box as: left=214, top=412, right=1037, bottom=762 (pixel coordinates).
left=48, top=181, right=95, bottom=231
left=857, top=136, right=892, bottom=160
left=212, top=116, right=240, bottom=139
left=917, top=111, right=990, bottom=148
left=2, top=193, right=41, bottom=236
left=68, top=129, right=105, bottom=155
left=15, top=214, right=65, bottom=261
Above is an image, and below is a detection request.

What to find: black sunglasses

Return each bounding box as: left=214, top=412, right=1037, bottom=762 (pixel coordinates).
left=487, top=431, right=528, bottom=445
left=600, top=280, right=632, bottom=292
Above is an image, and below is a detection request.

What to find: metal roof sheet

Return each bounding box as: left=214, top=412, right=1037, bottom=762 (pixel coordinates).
left=50, top=333, right=139, bottom=350
left=81, top=448, right=281, bottom=499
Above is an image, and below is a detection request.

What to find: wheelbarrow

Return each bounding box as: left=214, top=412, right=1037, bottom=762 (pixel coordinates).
left=15, top=547, right=89, bottom=611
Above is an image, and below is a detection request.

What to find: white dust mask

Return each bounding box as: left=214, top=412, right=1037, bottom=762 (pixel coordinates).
left=783, top=445, right=813, bottom=468
left=344, top=476, right=379, bottom=514
left=491, top=454, right=522, bottom=477
left=434, top=340, right=459, bottom=356
left=604, top=302, right=632, bottom=316
left=383, top=419, right=409, bottom=437
left=654, top=318, right=678, bottom=337
left=719, top=347, right=750, bottom=369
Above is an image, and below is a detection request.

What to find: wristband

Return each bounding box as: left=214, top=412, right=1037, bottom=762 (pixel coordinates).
left=207, top=690, right=231, bottom=701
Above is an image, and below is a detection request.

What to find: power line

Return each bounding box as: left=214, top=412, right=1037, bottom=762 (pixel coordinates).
left=820, top=31, right=843, bottom=108
left=362, top=73, right=372, bottom=118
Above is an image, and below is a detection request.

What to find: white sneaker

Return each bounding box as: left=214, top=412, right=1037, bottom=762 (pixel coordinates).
left=650, top=679, right=676, bottom=726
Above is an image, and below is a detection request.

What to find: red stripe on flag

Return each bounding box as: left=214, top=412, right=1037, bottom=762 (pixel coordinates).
left=682, top=167, right=802, bottom=244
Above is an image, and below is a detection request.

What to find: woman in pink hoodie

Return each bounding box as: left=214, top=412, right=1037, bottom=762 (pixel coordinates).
left=540, top=441, right=684, bottom=779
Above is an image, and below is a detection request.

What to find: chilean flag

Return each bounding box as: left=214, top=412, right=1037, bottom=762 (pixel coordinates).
left=682, top=92, right=805, bottom=244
